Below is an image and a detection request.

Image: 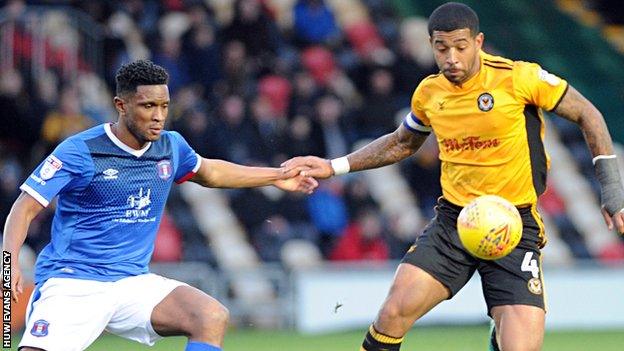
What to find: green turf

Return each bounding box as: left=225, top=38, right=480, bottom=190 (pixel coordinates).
left=7, top=325, right=624, bottom=350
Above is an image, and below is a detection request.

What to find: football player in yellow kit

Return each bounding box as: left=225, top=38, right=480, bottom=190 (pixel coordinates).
left=282, top=2, right=624, bottom=351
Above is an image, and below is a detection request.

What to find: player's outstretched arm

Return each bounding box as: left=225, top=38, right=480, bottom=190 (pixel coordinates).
left=2, top=192, right=45, bottom=302
left=553, top=85, right=624, bottom=233
left=282, top=124, right=429, bottom=178
left=189, top=158, right=318, bottom=194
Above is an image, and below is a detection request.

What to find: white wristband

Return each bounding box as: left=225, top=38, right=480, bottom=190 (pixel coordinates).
left=330, top=157, right=350, bottom=175
left=592, top=154, right=617, bottom=165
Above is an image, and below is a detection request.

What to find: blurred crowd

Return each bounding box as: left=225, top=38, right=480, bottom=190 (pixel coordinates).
left=0, top=0, right=620, bottom=269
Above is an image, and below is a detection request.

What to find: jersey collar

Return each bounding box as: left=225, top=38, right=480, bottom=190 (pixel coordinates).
left=104, top=123, right=152, bottom=158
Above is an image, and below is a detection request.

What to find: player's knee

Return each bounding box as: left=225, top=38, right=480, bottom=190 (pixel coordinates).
left=193, top=300, right=229, bottom=332
left=377, top=301, right=405, bottom=322
left=211, top=302, right=230, bottom=328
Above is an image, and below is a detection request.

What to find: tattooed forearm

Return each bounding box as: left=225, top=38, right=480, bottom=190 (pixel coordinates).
left=347, top=126, right=429, bottom=172
left=553, top=85, right=614, bottom=157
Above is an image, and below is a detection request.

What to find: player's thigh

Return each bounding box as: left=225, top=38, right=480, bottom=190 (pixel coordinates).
left=150, top=284, right=227, bottom=337
left=19, top=278, right=114, bottom=351
left=479, top=208, right=545, bottom=313
left=378, top=263, right=450, bottom=321
left=401, top=202, right=478, bottom=298
left=105, top=273, right=188, bottom=345
left=490, top=304, right=545, bottom=351
left=383, top=207, right=477, bottom=323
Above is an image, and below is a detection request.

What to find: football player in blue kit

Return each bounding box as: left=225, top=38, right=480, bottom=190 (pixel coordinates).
left=3, top=60, right=317, bottom=351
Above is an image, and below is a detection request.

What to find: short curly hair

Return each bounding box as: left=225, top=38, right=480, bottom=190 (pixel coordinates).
left=428, top=2, right=479, bottom=37
left=115, top=60, right=169, bottom=97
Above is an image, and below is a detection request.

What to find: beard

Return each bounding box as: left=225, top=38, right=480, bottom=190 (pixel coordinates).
left=443, top=69, right=467, bottom=84
left=125, top=117, right=158, bottom=144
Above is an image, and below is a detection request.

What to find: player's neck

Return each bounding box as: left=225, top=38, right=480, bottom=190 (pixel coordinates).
left=110, top=122, right=149, bottom=150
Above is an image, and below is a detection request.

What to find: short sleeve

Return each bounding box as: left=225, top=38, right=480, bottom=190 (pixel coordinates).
left=403, top=83, right=432, bottom=134
left=169, top=131, right=201, bottom=184
left=20, top=139, right=89, bottom=207
left=513, top=62, right=568, bottom=111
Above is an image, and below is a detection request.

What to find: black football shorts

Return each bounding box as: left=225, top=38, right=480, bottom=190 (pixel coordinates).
left=402, top=197, right=546, bottom=314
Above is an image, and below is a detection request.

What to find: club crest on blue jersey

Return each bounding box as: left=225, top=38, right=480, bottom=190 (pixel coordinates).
left=157, top=160, right=172, bottom=180
left=31, top=319, right=50, bottom=337
left=477, top=92, right=494, bottom=112
left=40, top=155, right=63, bottom=180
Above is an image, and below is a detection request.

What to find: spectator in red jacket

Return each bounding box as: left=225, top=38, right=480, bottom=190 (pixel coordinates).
left=330, top=207, right=389, bottom=261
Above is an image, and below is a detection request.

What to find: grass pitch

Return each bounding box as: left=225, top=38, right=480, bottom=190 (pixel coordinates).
left=7, top=325, right=624, bottom=350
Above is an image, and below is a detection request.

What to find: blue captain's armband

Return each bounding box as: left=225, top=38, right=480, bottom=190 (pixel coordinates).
left=402, top=112, right=432, bottom=134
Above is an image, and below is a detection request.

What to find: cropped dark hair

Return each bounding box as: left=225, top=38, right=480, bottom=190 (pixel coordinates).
left=115, top=60, right=169, bottom=96
left=428, top=2, right=479, bottom=37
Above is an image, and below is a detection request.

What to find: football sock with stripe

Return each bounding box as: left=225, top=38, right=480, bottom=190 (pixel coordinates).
left=361, top=324, right=403, bottom=351
left=185, top=341, right=222, bottom=351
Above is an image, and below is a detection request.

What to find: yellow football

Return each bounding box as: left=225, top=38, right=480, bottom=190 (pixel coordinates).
left=457, top=195, right=523, bottom=260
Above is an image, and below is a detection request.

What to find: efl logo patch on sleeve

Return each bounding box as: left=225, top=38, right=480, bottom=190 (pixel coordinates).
left=39, top=155, right=63, bottom=180
left=538, top=69, right=561, bottom=86
left=30, top=319, right=50, bottom=337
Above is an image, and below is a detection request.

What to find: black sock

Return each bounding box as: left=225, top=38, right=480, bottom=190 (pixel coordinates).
left=361, top=324, right=403, bottom=351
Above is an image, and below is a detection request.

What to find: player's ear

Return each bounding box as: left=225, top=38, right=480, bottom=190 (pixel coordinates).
left=113, top=96, right=126, bottom=115
left=474, top=32, right=484, bottom=49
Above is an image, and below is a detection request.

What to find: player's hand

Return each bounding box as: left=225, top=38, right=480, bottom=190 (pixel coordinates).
left=10, top=265, right=24, bottom=303
left=281, top=156, right=334, bottom=179
left=278, top=163, right=312, bottom=179
left=601, top=206, right=624, bottom=234
left=274, top=174, right=318, bottom=194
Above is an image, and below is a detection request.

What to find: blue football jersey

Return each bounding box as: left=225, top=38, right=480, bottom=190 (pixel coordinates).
left=20, top=124, right=201, bottom=284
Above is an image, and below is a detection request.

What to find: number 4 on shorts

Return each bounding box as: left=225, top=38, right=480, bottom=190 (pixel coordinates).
left=521, top=252, right=539, bottom=278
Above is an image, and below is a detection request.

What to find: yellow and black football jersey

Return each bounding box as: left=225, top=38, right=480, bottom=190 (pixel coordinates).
left=403, top=51, right=568, bottom=207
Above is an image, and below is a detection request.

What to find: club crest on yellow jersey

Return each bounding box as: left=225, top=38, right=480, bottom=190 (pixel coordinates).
left=477, top=92, right=494, bottom=112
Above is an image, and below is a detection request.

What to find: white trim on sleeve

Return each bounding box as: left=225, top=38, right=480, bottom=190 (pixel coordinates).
left=192, top=154, right=202, bottom=173
left=19, top=184, right=50, bottom=207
